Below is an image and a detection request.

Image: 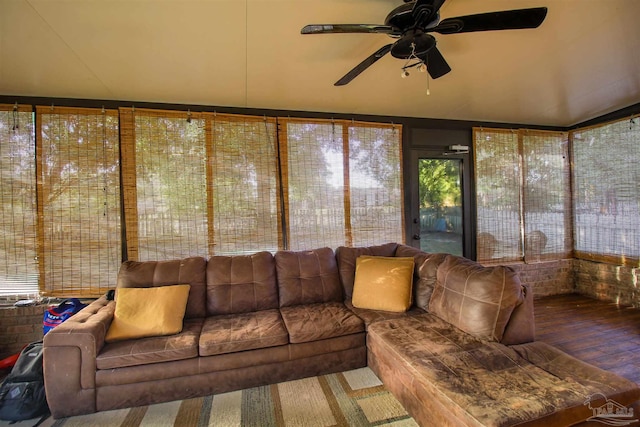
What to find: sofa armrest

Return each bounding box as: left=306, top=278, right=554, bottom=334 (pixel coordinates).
left=43, top=296, right=115, bottom=418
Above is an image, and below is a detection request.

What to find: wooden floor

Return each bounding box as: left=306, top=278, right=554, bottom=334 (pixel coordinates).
left=535, top=293, right=640, bottom=385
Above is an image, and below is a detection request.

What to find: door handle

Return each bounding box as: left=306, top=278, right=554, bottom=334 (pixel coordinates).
left=412, top=234, right=421, bottom=241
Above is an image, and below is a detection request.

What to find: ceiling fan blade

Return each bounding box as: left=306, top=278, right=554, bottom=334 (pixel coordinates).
left=301, top=24, right=394, bottom=35
left=420, top=46, right=451, bottom=79
left=412, top=0, right=447, bottom=28
left=433, top=7, right=548, bottom=34
left=335, top=44, right=392, bottom=86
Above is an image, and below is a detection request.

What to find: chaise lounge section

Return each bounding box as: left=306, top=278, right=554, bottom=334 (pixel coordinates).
left=360, top=250, right=640, bottom=426
left=43, top=243, right=640, bottom=426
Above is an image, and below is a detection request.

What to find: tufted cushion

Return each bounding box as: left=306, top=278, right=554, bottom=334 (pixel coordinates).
left=395, top=245, right=449, bottom=311
left=428, top=255, right=524, bottom=342
left=335, top=243, right=398, bottom=300
left=98, top=318, right=202, bottom=369
left=275, top=247, right=343, bottom=307
left=206, top=251, right=278, bottom=316
left=345, top=300, right=425, bottom=330
left=116, top=257, right=207, bottom=319
left=199, top=309, right=288, bottom=356
left=280, top=302, right=364, bottom=343
left=352, top=256, right=415, bottom=312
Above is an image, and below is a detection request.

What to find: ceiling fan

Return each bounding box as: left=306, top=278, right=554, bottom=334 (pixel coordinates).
left=301, top=0, right=547, bottom=86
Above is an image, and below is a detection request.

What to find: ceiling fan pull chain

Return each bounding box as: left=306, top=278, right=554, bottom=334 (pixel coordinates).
left=401, top=42, right=417, bottom=78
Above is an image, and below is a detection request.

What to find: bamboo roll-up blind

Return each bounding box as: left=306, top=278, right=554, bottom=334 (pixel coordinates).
left=279, top=118, right=348, bottom=251
left=208, top=114, right=280, bottom=254
left=348, top=122, right=404, bottom=246
left=521, top=130, right=572, bottom=261
left=0, top=105, right=38, bottom=296
left=120, top=108, right=208, bottom=261
left=571, top=116, right=640, bottom=266
left=473, top=128, right=523, bottom=263
left=279, top=118, right=404, bottom=251
left=119, top=108, right=139, bottom=261
left=36, top=106, right=121, bottom=297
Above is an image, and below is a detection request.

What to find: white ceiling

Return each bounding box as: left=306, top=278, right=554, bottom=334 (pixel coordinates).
left=1, top=0, right=639, bottom=127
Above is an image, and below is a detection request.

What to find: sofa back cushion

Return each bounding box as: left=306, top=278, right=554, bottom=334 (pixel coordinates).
left=335, top=243, right=398, bottom=300
left=275, top=247, right=342, bottom=307
left=501, top=282, right=535, bottom=345
left=395, top=245, right=448, bottom=311
left=206, top=251, right=279, bottom=315
left=429, top=255, right=525, bottom=342
left=116, top=257, right=207, bottom=319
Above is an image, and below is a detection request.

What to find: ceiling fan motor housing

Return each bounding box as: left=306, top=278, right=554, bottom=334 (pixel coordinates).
left=391, top=32, right=436, bottom=59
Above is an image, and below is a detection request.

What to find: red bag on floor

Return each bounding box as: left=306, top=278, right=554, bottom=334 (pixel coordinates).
left=0, top=352, right=21, bottom=370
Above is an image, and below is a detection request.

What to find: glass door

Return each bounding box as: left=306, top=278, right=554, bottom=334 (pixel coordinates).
left=410, top=154, right=465, bottom=256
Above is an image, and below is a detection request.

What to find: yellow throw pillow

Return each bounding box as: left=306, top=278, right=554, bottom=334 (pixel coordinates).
left=105, top=284, right=191, bottom=343
left=352, top=256, right=415, bottom=312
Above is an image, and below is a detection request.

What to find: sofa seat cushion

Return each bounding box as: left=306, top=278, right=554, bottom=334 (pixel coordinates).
left=280, top=302, right=364, bottom=344
left=368, top=315, right=640, bottom=427
left=96, top=318, right=202, bottom=370
left=199, top=309, right=288, bottom=356
left=511, top=341, right=640, bottom=408
left=345, top=300, right=425, bottom=330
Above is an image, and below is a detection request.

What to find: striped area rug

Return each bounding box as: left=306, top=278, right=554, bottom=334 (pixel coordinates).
left=3, top=368, right=417, bottom=427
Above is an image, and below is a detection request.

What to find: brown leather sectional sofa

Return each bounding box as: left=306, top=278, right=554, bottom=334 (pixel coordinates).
left=43, top=243, right=640, bottom=425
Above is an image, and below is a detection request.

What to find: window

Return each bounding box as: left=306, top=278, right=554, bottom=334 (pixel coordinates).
left=0, top=105, right=404, bottom=297
left=0, top=105, right=38, bottom=297
left=120, top=108, right=208, bottom=261
left=474, top=129, right=522, bottom=262
left=348, top=123, right=404, bottom=246
left=280, top=119, right=347, bottom=250
left=280, top=118, right=404, bottom=250
left=572, top=117, right=640, bottom=266
left=121, top=109, right=280, bottom=260
left=209, top=114, right=280, bottom=254
left=36, top=106, right=121, bottom=296
left=522, top=130, right=572, bottom=261
left=474, top=128, right=570, bottom=263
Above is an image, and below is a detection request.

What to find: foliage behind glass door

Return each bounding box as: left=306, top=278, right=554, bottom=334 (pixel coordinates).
left=418, top=158, right=463, bottom=255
